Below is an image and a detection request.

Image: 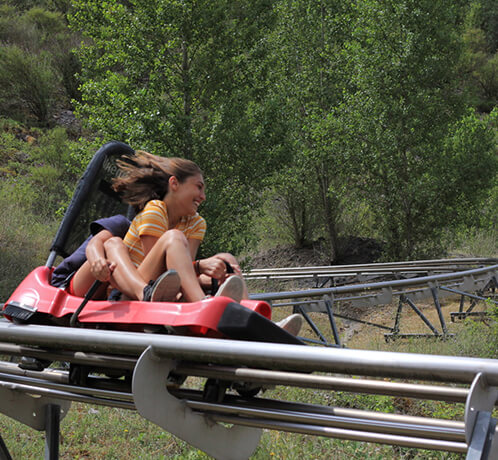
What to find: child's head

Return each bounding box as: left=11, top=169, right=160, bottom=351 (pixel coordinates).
left=112, top=150, right=202, bottom=212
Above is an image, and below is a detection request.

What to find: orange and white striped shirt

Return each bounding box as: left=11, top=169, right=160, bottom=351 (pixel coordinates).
left=123, top=200, right=206, bottom=266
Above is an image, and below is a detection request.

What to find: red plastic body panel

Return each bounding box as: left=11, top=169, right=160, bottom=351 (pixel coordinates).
left=3, top=266, right=272, bottom=337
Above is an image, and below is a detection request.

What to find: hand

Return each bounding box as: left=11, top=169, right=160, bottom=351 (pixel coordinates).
left=198, top=253, right=242, bottom=281
left=90, top=258, right=116, bottom=282
left=213, top=253, right=242, bottom=276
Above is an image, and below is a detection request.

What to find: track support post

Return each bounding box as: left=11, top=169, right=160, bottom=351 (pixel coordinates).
left=132, top=346, right=262, bottom=460
left=430, top=285, right=449, bottom=335
left=44, top=404, right=60, bottom=460
left=323, top=295, right=342, bottom=347
left=0, top=433, right=12, bottom=460
left=0, top=383, right=70, bottom=460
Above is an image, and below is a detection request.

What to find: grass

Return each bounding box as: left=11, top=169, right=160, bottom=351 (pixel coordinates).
left=0, top=407, right=460, bottom=459
left=1, top=293, right=495, bottom=458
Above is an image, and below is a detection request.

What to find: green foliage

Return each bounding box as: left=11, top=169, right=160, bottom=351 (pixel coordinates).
left=0, top=185, right=56, bottom=300
left=255, top=1, right=354, bottom=261
left=451, top=227, right=498, bottom=257
left=0, top=0, right=496, bottom=264
left=0, top=3, right=81, bottom=123
left=340, top=0, right=496, bottom=260
left=69, top=0, right=282, bottom=255
left=466, top=0, right=498, bottom=52
left=460, top=17, right=498, bottom=113
left=0, top=121, right=84, bottom=299
left=0, top=126, right=79, bottom=217
left=456, top=317, right=498, bottom=359
left=439, top=108, right=498, bottom=224
left=0, top=45, right=58, bottom=125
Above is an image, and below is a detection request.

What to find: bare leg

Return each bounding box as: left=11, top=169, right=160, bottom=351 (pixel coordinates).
left=138, top=230, right=205, bottom=302
left=71, top=261, right=108, bottom=298
left=104, top=237, right=149, bottom=300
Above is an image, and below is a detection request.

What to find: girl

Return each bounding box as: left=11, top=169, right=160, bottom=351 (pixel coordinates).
left=101, top=150, right=245, bottom=303
left=64, top=150, right=301, bottom=335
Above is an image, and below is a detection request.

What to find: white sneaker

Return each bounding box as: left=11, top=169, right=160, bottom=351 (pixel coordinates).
left=276, top=313, right=303, bottom=336
left=215, top=275, right=244, bottom=303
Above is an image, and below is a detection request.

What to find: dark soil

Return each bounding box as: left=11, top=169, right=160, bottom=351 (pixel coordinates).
left=246, top=236, right=383, bottom=269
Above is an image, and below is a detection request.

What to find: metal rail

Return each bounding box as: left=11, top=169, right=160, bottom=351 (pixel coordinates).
left=1, top=259, right=497, bottom=458
left=249, top=265, right=497, bottom=301
left=244, top=258, right=498, bottom=278
left=0, top=323, right=497, bottom=459
left=246, top=263, right=498, bottom=346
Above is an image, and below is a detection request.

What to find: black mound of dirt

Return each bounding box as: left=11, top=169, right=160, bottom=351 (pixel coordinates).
left=247, top=237, right=383, bottom=269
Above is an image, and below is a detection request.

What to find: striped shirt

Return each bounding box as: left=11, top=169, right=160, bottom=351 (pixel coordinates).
left=124, top=200, right=206, bottom=266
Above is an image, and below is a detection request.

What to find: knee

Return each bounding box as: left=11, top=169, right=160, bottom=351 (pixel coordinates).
left=103, top=236, right=124, bottom=252
left=159, top=229, right=188, bottom=249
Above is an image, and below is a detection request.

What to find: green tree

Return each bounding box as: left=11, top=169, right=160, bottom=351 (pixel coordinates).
left=69, top=0, right=282, bottom=255
left=461, top=2, right=498, bottom=113
left=257, top=0, right=354, bottom=259
left=342, top=0, right=497, bottom=259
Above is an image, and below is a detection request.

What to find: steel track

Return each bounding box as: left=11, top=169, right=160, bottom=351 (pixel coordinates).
left=244, top=260, right=498, bottom=346
left=0, top=324, right=497, bottom=458
left=244, top=257, right=498, bottom=282
left=1, top=258, right=498, bottom=458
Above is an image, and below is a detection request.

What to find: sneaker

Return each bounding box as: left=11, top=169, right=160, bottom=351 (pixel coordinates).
left=143, top=270, right=181, bottom=302
left=214, top=275, right=244, bottom=303
left=108, top=288, right=122, bottom=301
left=276, top=313, right=303, bottom=336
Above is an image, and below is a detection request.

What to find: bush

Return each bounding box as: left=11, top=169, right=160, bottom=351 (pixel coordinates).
left=453, top=314, right=498, bottom=360
left=0, top=123, right=81, bottom=217
left=0, top=45, right=58, bottom=125
left=0, top=183, right=56, bottom=301
left=0, top=122, right=84, bottom=300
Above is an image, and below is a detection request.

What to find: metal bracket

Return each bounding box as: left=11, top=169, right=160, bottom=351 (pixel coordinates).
left=0, top=383, right=70, bottom=431
left=132, top=346, right=262, bottom=460
left=0, top=384, right=70, bottom=460
left=465, top=373, right=498, bottom=459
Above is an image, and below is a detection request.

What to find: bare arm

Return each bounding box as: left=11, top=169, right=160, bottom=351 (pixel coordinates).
left=197, top=252, right=242, bottom=281
left=85, top=230, right=115, bottom=282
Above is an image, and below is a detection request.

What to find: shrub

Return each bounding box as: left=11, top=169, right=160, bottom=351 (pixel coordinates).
left=0, top=45, right=58, bottom=125
left=0, top=182, right=56, bottom=301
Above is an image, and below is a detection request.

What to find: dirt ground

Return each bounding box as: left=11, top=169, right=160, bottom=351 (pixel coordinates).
left=245, top=240, right=493, bottom=348
left=245, top=236, right=383, bottom=269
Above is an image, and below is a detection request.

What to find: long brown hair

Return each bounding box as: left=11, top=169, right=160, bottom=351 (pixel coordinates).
left=112, top=150, right=202, bottom=212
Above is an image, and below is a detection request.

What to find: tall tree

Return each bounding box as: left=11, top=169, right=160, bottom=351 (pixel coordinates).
left=340, top=0, right=496, bottom=259
left=260, top=0, right=354, bottom=260
left=69, top=0, right=280, bottom=254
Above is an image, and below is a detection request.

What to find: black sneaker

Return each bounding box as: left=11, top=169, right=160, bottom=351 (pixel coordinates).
left=143, top=270, right=181, bottom=302
left=108, top=288, right=122, bottom=301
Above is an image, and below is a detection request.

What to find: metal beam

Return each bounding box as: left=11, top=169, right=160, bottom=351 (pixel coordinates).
left=1, top=323, right=498, bottom=385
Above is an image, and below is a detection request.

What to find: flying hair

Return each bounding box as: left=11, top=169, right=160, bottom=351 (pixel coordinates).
left=112, top=150, right=202, bottom=212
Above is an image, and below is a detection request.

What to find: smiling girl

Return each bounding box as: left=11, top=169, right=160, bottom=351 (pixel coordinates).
left=101, top=150, right=245, bottom=303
